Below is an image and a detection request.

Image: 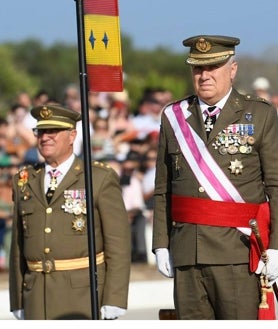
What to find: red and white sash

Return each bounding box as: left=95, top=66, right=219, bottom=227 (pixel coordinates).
left=164, top=100, right=251, bottom=235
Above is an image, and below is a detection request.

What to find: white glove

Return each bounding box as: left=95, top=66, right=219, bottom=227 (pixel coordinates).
left=100, top=305, right=126, bottom=320
left=255, top=249, right=278, bottom=284
left=155, top=248, right=174, bottom=278
left=12, top=309, right=24, bottom=320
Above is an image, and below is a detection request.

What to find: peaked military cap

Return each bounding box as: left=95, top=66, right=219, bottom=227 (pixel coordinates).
left=183, top=35, right=240, bottom=66
left=31, top=104, right=81, bottom=129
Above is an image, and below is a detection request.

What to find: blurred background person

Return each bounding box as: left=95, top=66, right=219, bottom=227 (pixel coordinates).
left=0, top=118, right=21, bottom=167
left=141, top=146, right=158, bottom=265
left=0, top=166, right=15, bottom=271
left=271, top=94, right=278, bottom=115
left=90, top=117, right=115, bottom=161
left=252, top=76, right=271, bottom=101
left=6, top=103, right=37, bottom=165
left=120, top=150, right=147, bottom=263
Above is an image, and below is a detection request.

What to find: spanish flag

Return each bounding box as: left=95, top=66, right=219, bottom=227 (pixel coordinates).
left=83, top=0, right=123, bottom=92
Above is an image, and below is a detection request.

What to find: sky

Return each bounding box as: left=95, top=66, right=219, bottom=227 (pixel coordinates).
left=0, top=0, right=277, bottom=58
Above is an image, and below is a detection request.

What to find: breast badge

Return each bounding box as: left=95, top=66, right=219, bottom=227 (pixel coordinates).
left=62, top=189, right=87, bottom=232
left=72, top=216, right=86, bottom=232
left=229, top=159, right=243, bottom=175
left=18, top=167, right=29, bottom=192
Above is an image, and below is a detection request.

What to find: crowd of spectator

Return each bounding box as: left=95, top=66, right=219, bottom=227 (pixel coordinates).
left=1, top=76, right=278, bottom=271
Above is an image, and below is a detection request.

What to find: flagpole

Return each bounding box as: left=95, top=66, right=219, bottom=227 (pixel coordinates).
left=74, top=0, right=99, bottom=319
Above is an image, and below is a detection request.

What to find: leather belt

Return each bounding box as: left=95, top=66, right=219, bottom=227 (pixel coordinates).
left=27, top=252, right=104, bottom=273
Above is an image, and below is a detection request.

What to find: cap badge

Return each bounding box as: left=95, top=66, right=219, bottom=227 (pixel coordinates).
left=196, top=38, right=212, bottom=53
left=40, top=106, right=53, bottom=119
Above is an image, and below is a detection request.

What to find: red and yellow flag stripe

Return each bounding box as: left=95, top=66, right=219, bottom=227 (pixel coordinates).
left=83, top=0, right=123, bottom=91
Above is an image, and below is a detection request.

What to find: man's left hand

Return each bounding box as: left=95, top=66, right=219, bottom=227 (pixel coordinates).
left=255, top=249, right=278, bottom=284
left=100, top=305, right=126, bottom=320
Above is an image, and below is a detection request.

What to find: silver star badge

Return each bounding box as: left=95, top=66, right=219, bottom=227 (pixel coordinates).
left=229, top=159, right=243, bottom=175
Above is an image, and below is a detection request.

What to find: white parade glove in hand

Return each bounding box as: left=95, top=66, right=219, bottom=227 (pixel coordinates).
left=155, top=248, right=174, bottom=278
left=255, top=249, right=278, bottom=285
left=100, top=305, right=126, bottom=320
left=12, top=309, right=24, bottom=320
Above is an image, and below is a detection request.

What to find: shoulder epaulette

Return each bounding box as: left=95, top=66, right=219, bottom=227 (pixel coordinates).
left=92, top=160, right=111, bottom=170
left=245, top=94, right=272, bottom=105
left=16, top=164, right=33, bottom=175
left=165, top=95, right=197, bottom=109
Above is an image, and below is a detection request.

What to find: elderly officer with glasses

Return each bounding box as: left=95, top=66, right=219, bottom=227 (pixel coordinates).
left=9, top=104, right=131, bottom=320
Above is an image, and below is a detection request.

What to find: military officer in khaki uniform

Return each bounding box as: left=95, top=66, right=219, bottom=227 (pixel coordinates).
left=9, top=104, right=131, bottom=320
left=152, top=35, right=278, bottom=319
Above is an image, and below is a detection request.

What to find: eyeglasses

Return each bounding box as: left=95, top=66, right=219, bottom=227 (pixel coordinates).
left=32, top=128, right=71, bottom=137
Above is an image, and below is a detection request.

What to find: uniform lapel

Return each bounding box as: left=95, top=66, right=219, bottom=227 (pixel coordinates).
left=186, top=98, right=207, bottom=141
left=28, top=166, right=46, bottom=206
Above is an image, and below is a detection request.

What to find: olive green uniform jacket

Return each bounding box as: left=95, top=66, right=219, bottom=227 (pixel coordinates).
left=9, top=156, right=131, bottom=319
left=153, top=89, right=278, bottom=267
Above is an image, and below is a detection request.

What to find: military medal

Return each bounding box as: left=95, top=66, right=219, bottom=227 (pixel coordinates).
left=204, top=117, right=213, bottom=132
left=18, top=167, right=29, bottom=192
left=214, top=124, right=255, bottom=156
left=219, top=146, right=228, bottom=155
left=229, top=159, right=243, bottom=175
left=49, top=176, right=58, bottom=190
left=62, top=189, right=86, bottom=214
left=227, top=145, right=238, bottom=154
left=245, top=146, right=252, bottom=154
left=247, top=136, right=255, bottom=145
left=72, top=216, right=86, bottom=232
left=62, top=189, right=87, bottom=232
left=239, top=145, right=247, bottom=154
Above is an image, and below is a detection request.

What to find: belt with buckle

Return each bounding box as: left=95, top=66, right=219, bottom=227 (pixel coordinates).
left=27, top=251, right=104, bottom=273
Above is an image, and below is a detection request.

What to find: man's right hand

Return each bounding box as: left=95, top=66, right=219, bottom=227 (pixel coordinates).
left=155, top=248, right=174, bottom=278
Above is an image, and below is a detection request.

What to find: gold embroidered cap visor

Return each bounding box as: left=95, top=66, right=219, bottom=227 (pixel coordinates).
left=31, top=105, right=81, bottom=129
left=183, top=35, right=240, bottom=66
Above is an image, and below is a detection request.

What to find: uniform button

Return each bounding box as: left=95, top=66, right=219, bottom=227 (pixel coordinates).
left=172, top=221, right=176, bottom=226
left=199, top=186, right=205, bottom=193
left=23, top=282, right=27, bottom=287
left=46, top=207, right=52, bottom=214
left=44, top=248, right=50, bottom=254
left=45, top=227, right=52, bottom=233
